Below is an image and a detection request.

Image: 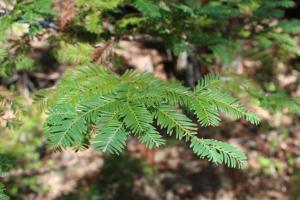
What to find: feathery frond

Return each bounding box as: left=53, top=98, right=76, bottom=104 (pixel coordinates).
left=190, top=137, right=247, bottom=169
left=43, top=65, right=260, bottom=168
left=84, top=12, right=103, bottom=34
left=153, top=105, right=197, bottom=140
left=208, top=91, right=246, bottom=120
left=196, top=73, right=222, bottom=92
left=123, top=102, right=153, bottom=134
left=192, top=98, right=221, bottom=127
left=139, top=129, right=165, bottom=148
left=92, top=112, right=127, bottom=154
left=45, top=104, right=87, bottom=148
left=78, top=95, right=122, bottom=123
left=56, top=43, right=94, bottom=65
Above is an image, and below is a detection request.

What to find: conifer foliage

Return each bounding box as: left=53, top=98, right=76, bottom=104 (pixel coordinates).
left=1, top=0, right=298, bottom=172
left=44, top=65, right=260, bottom=169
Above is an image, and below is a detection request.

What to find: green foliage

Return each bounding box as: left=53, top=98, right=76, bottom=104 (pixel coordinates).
left=0, top=15, right=14, bottom=42
left=0, top=183, right=9, bottom=200
left=76, top=0, right=123, bottom=10
left=153, top=105, right=197, bottom=140
left=0, top=99, right=47, bottom=198
left=57, top=0, right=300, bottom=65
left=0, top=154, right=12, bottom=200
left=56, top=43, right=94, bottom=65
left=0, top=49, right=7, bottom=62
left=18, top=0, right=56, bottom=35
left=0, top=155, right=12, bottom=175
left=270, top=33, right=300, bottom=56
left=84, top=12, right=103, bottom=34
left=190, top=138, right=247, bottom=169
left=0, top=0, right=298, bottom=188
left=279, top=19, right=300, bottom=34
left=92, top=112, right=127, bottom=154
left=0, top=0, right=299, bottom=199
left=45, top=104, right=87, bottom=148
left=0, top=53, right=36, bottom=77
left=134, top=0, right=161, bottom=18
left=0, top=0, right=56, bottom=77
left=194, top=74, right=260, bottom=126
left=44, top=65, right=260, bottom=168
left=256, top=92, right=300, bottom=114
left=211, top=42, right=239, bottom=65
left=15, top=56, right=35, bottom=71
left=0, top=0, right=56, bottom=38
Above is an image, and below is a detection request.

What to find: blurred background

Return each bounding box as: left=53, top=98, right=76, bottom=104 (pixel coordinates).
left=1, top=0, right=300, bottom=199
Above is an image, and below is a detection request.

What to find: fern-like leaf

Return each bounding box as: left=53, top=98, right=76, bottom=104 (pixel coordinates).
left=139, top=130, right=165, bottom=148
left=44, top=66, right=260, bottom=168
left=208, top=91, right=246, bottom=120
left=196, top=73, right=222, bottom=92
left=122, top=102, right=153, bottom=134
left=245, top=112, right=261, bottom=125
left=192, top=98, right=221, bottom=127
left=92, top=113, right=127, bottom=154
left=78, top=95, right=122, bottom=123
left=84, top=12, right=103, bottom=34
left=153, top=105, right=197, bottom=140
left=56, top=43, right=94, bottom=65
left=190, top=137, right=247, bottom=169
left=162, top=82, right=194, bottom=106
left=45, top=104, right=87, bottom=147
